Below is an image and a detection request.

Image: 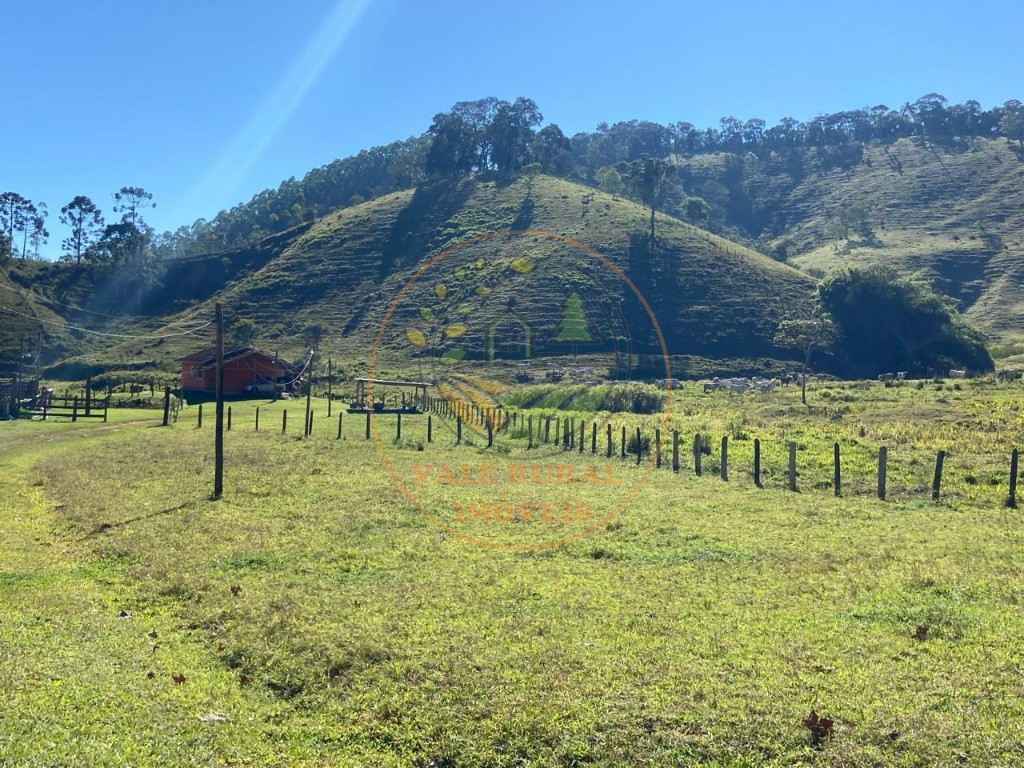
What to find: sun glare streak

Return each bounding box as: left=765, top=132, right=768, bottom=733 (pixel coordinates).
left=176, top=0, right=372, bottom=225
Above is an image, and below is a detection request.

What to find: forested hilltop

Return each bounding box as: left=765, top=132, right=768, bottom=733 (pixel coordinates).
left=162, top=94, right=1024, bottom=256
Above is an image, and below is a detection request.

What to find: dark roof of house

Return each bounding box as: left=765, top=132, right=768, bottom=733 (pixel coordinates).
left=179, top=346, right=286, bottom=368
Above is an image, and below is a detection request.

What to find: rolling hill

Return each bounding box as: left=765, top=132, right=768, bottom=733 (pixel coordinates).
left=4, top=175, right=819, bottom=380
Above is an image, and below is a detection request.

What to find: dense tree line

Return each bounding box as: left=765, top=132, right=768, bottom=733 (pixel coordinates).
left=154, top=93, right=1022, bottom=259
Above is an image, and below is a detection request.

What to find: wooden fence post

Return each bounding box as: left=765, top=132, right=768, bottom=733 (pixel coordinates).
left=720, top=436, right=728, bottom=481
left=672, top=430, right=679, bottom=472
left=753, top=438, right=762, bottom=487
left=877, top=446, right=887, bottom=500
left=621, top=426, right=626, bottom=459
left=487, top=420, right=493, bottom=448
left=282, top=409, right=287, bottom=433
left=255, top=406, right=260, bottom=432
left=579, top=421, right=585, bottom=454
left=197, top=403, right=203, bottom=428
left=693, top=433, right=702, bottom=476
left=591, top=423, right=597, bottom=454
left=162, top=387, right=170, bottom=426
left=833, top=442, right=841, bottom=496
left=228, top=406, right=232, bottom=431
left=606, top=424, right=612, bottom=458
left=545, top=416, right=551, bottom=443
left=457, top=416, right=462, bottom=444
left=427, top=414, right=432, bottom=443
left=308, top=410, right=314, bottom=435
left=338, top=412, right=343, bottom=440
left=397, top=412, right=402, bottom=441
left=1007, top=448, right=1019, bottom=509
left=636, top=427, right=642, bottom=465
left=932, top=450, right=945, bottom=501
left=655, top=428, right=661, bottom=468
left=72, top=397, right=79, bottom=423
left=365, top=411, right=371, bottom=440
left=788, top=442, right=797, bottom=491
left=528, top=415, right=533, bottom=449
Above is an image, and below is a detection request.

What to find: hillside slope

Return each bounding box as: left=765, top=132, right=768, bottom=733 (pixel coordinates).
left=775, top=138, right=1024, bottom=338
left=91, top=175, right=816, bottom=376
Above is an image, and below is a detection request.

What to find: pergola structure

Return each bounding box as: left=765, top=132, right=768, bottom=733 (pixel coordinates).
left=349, top=378, right=429, bottom=414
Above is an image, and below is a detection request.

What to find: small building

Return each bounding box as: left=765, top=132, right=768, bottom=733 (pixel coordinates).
left=179, top=346, right=291, bottom=396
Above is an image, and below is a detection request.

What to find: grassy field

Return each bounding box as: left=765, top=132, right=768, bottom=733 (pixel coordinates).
left=2, top=381, right=1024, bottom=766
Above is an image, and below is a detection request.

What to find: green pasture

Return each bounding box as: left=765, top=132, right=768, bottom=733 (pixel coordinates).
left=1, top=381, right=1024, bottom=766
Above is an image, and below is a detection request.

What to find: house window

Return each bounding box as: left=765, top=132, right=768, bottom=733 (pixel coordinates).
left=191, top=366, right=202, bottom=380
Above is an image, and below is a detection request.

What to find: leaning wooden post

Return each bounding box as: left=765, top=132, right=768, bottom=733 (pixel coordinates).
left=282, top=409, right=287, bottom=433
left=487, top=420, right=493, bottom=448
left=337, top=412, right=343, bottom=440
left=636, top=427, right=642, bottom=465
left=606, top=424, right=613, bottom=458
left=255, top=406, right=260, bottom=431
left=304, top=351, right=314, bottom=437
left=227, top=406, right=232, bottom=431
left=788, top=442, right=797, bottom=492
left=655, top=428, right=661, bottom=468
left=753, top=438, right=761, bottom=487
left=162, top=387, right=170, bottom=426
left=197, top=403, right=203, bottom=428
left=621, top=426, right=626, bottom=459
left=365, top=410, right=371, bottom=440
left=1007, top=448, right=1019, bottom=509
left=308, top=410, right=314, bottom=435
left=427, top=414, right=432, bottom=443
left=720, top=436, right=728, bottom=481
left=693, top=433, right=702, bottom=476
left=932, top=450, right=945, bottom=501
left=672, top=430, right=680, bottom=472
left=833, top=442, right=841, bottom=496
left=877, top=446, right=887, bottom=501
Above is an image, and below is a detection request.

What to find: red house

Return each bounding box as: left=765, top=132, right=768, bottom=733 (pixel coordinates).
left=179, top=346, right=292, bottom=396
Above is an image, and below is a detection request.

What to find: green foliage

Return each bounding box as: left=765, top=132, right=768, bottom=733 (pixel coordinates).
left=229, top=318, right=259, bottom=346
left=820, top=266, right=994, bottom=377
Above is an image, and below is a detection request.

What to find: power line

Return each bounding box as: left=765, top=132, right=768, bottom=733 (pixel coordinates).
left=0, top=305, right=214, bottom=340
left=0, top=280, right=210, bottom=328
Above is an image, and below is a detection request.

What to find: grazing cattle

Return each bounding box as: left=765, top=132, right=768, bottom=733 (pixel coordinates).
left=756, top=380, right=776, bottom=394
left=728, top=380, right=747, bottom=394
left=896, top=371, right=907, bottom=381
left=655, top=378, right=681, bottom=390
left=878, top=373, right=895, bottom=382
left=949, top=369, right=967, bottom=379
left=996, top=369, right=1022, bottom=381
left=703, top=379, right=726, bottom=393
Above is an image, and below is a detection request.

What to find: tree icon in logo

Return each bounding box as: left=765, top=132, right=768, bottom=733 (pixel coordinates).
left=555, top=291, right=593, bottom=359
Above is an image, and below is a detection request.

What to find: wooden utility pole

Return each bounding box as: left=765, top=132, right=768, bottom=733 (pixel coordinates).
left=304, top=351, right=314, bottom=437
left=213, top=303, right=225, bottom=500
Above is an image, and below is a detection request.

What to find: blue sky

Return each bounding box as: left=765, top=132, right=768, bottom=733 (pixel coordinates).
left=4, top=0, right=1022, bottom=258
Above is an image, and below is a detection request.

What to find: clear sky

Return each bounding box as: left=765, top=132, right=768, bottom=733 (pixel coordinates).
left=4, top=0, right=1022, bottom=258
